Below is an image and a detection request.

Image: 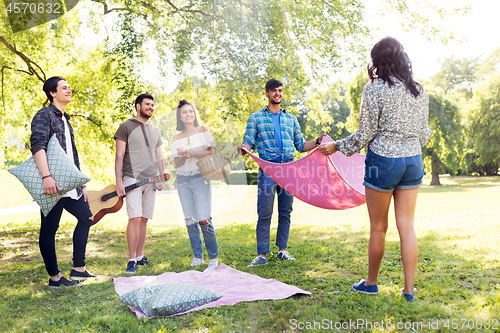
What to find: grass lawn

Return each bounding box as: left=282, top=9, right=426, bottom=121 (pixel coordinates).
left=1, top=172, right=499, bottom=332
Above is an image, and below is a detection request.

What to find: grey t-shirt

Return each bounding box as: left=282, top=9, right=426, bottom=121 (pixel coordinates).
left=114, top=119, right=163, bottom=180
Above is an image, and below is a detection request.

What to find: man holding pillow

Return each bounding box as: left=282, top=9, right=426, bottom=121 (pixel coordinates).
left=30, top=76, right=96, bottom=289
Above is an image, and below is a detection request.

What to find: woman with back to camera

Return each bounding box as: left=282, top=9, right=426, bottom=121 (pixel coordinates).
left=319, top=37, right=431, bottom=301
left=171, top=100, right=219, bottom=269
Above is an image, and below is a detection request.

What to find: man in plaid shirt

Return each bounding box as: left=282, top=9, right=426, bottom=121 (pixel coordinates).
left=240, top=78, right=318, bottom=267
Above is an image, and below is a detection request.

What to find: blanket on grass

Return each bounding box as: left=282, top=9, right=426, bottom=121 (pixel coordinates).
left=113, top=264, right=311, bottom=318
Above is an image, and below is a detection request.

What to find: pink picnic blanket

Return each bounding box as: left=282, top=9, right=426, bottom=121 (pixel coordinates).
left=113, top=264, right=311, bottom=318
left=244, top=135, right=366, bottom=210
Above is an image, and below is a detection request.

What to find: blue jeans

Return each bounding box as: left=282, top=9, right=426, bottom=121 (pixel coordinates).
left=256, top=168, right=294, bottom=254
left=176, top=174, right=219, bottom=258
left=363, top=149, right=425, bottom=192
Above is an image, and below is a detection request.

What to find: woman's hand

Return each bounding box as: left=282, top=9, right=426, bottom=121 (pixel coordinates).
left=318, top=142, right=337, bottom=155
left=178, top=147, right=193, bottom=159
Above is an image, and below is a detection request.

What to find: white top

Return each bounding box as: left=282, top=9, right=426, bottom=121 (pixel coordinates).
left=61, top=116, right=79, bottom=200
left=171, top=131, right=215, bottom=176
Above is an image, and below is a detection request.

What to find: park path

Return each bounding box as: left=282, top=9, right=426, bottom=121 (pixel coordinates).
left=0, top=186, right=256, bottom=217
left=0, top=203, right=39, bottom=216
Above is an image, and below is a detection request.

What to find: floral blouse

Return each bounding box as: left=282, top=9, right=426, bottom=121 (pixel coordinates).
left=335, top=78, right=431, bottom=158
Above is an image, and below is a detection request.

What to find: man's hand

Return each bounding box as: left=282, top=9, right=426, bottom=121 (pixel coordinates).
left=82, top=187, right=89, bottom=204
left=116, top=180, right=126, bottom=198
left=318, top=142, right=337, bottom=155
left=317, top=133, right=327, bottom=145
left=43, top=176, right=60, bottom=195
left=156, top=182, right=164, bottom=191
left=238, top=143, right=251, bottom=156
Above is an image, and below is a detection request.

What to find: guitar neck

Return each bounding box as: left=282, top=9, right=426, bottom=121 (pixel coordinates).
left=124, top=178, right=150, bottom=193
left=106, top=178, right=152, bottom=200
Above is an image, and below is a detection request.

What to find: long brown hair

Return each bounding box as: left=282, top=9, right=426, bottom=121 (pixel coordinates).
left=176, top=100, right=199, bottom=131
left=367, top=37, right=422, bottom=97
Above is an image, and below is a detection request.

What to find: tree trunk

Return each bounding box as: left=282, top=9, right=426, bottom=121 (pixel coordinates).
left=430, top=159, right=441, bottom=185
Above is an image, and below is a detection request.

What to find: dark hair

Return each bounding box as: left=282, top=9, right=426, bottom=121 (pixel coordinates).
left=265, top=78, right=283, bottom=92
left=176, top=100, right=199, bottom=131
left=43, top=76, right=66, bottom=104
left=135, top=93, right=154, bottom=111
left=368, top=37, right=422, bottom=97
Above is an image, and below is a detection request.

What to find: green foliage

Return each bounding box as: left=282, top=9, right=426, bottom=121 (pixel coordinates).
left=93, top=0, right=373, bottom=120
left=0, top=0, right=482, bottom=180
left=432, top=56, right=478, bottom=98
left=0, top=6, right=83, bottom=169
left=300, top=81, right=351, bottom=142
left=468, top=73, right=500, bottom=175
left=423, top=92, right=466, bottom=177
left=345, top=70, right=369, bottom=133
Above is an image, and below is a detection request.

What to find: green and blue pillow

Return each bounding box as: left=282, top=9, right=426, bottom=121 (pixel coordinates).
left=8, top=134, right=90, bottom=216
left=118, top=283, right=222, bottom=316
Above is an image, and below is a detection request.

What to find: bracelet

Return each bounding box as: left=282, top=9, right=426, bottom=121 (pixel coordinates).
left=42, top=174, right=52, bottom=179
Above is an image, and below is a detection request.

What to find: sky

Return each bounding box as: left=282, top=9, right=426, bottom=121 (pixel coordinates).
left=364, top=0, right=500, bottom=80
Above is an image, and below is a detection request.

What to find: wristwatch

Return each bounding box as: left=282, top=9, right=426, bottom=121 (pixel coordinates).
left=315, top=137, right=321, bottom=146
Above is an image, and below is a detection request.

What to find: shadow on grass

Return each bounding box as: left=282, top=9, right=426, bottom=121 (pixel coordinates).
left=420, top=175, right=500, bottom=193
left=0, top=222, right=499, bottom=332
left=420, top=183, right=500, bottom=193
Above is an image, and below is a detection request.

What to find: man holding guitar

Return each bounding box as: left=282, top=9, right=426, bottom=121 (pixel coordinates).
left=114, top=93, right=165, bottom=274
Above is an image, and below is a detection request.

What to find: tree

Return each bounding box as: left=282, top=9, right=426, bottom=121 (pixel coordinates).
left=301, top=81, right=351, bottom=142
left=431, top=56, right=478, bottom=98
left=0, top=0, right=470, bottom=175
left=0, top=5, right=137, bottom=181
left=345, top=70, right=369, bottom=134
left=468, top=72, right=500, bottom=175
left=423, top=93, right=466, bottom=185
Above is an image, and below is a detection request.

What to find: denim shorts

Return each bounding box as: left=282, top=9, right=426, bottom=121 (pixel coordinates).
left=363, top=149, right=424, bottom=192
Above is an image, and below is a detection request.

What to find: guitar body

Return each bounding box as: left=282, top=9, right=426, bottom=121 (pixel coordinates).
left=87, top=185, right=124, bottom=226
left=86, top=173, right=170, bottom=226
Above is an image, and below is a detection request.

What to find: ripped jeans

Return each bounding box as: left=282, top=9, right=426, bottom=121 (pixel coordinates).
left=176, top=174, right=219, bottom=259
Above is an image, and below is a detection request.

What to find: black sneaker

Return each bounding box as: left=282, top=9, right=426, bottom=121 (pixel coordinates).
left=69, top=269, right=97, bottom=281
left=137, top=256, right=153, bottom=266
left=49, top=276, right=82, bottom=289
left=125, top=260, right=137, bottom=274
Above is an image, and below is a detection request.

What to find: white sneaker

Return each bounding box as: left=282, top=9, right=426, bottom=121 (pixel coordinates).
left=190, top=257, right=205, bottom=267
left=277, top=251, right=296, bottom=260
left=207, top=259, right=219, bottom=269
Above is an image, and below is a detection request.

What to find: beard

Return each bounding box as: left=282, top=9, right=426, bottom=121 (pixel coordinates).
left=269, top=97, right=282, bottom=105
left=139, top=108, right=152, bottom=119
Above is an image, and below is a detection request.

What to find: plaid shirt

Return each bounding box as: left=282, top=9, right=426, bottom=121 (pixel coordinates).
left=243, top=106, right=305, bottom=161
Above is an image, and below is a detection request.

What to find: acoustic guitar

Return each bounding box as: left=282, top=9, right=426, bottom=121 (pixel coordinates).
left=87, top=173, right=170, bottom=226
